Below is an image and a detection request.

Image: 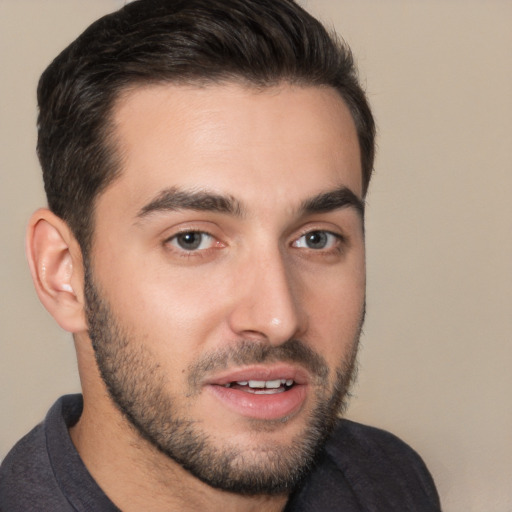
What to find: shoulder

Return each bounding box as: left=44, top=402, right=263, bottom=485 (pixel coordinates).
left=0, top=396, right=84, bottom=511
left=1, top=421, right=46, bottom=479
left=328, top=418, right=432, bottom=469
left=324, top=419, right=442, bottom=511
left=0, top=422, right=70, bottom=510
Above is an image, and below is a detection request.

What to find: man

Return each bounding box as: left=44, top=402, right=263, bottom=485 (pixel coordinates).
left=0, top=0, right=441, bottom=510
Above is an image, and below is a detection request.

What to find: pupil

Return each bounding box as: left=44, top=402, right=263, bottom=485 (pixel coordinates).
left=177, top=232, right=201, bottom=250
left=306, top=231, right=327, bottom=249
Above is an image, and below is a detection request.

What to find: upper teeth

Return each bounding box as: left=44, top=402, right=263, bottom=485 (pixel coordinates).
left=233, top=379, right=294, bottom=388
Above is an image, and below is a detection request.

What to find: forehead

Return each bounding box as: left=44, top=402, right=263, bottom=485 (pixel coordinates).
left=106, top=82, right=362, bottom=214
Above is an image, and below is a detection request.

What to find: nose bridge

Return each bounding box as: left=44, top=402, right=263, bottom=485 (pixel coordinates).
left=228, top=243, right=306, bottom=344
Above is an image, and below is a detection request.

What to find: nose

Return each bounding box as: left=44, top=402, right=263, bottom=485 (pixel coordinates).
left=227, top=248, right=307, bottom=345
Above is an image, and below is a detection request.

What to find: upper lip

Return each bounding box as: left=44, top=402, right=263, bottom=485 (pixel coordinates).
left=203, top=364, right=310, bottom=387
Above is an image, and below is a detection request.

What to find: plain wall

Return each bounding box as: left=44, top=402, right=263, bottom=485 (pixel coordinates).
left=1, top=1, right=511, bottom=511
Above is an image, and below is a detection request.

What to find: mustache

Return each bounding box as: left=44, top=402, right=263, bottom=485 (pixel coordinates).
left=187, top=339, right=330, bottom=389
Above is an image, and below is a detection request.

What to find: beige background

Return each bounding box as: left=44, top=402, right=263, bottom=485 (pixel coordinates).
left=1, top=1, right=511, bottom=510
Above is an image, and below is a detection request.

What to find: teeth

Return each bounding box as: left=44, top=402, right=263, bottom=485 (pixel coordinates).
left=248, top=380, right=266, bottom=388
left=253, top=388, right=283, bottom=394
left=233, top=379, right=295, bottom=388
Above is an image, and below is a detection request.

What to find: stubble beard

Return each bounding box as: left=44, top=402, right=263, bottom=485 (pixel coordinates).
left=84, top=265, right=361, bottom=496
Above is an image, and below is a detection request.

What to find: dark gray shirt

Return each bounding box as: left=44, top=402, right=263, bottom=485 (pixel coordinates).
left=0, top=395, right=441, bottom=511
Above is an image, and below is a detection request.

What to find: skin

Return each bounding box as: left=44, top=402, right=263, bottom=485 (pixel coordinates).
left=27, top=82, right=366, bottom=511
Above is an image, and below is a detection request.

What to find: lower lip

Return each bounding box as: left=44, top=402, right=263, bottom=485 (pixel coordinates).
left=207, top=384, right=307, bottom=421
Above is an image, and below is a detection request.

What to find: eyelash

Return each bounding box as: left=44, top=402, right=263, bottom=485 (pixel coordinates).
left=164, top=230, right=221, bottom=258
left=164, top=227, right=346, bottom=258
left=292, top=230, right=345, bottom=253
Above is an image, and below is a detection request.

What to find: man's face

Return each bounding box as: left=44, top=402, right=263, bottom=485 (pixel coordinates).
left=84, top=83, right=365, bottom=494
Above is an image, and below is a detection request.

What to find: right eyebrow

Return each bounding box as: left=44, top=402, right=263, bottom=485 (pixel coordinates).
left=136, top=187, right=245, bottom=219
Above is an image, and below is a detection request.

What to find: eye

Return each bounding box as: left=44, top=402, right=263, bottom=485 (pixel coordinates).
left=167, top=231, right=216, bottom=251
left=293, top=230, right=340, bottom=250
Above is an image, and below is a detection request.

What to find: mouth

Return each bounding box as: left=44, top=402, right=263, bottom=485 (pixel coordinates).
left=204, top=365, right=309, bottom=421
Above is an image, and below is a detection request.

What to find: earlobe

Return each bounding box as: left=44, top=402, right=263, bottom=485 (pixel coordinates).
left=26, top=208, right=87, bottom=333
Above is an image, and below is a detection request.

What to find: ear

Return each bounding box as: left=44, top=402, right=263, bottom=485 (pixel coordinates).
left=26, top=208, right=88, bottom=333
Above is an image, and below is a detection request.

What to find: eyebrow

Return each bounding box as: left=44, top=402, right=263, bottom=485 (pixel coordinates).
left=136, top=187, right=244, bottom=219
left=300, top=186, right=365, bottom=218
left=136, top=184, right=364, bottom=221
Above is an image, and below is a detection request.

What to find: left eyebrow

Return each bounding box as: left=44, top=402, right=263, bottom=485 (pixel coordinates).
left=299, top=186, right=365, bottom=218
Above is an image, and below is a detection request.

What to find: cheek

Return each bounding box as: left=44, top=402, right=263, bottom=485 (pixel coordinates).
left=97, top=256, right=234, bottom=359
left=92, top=232, right=365, bottom=370
left=303, top=260, right=365, bottom=360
